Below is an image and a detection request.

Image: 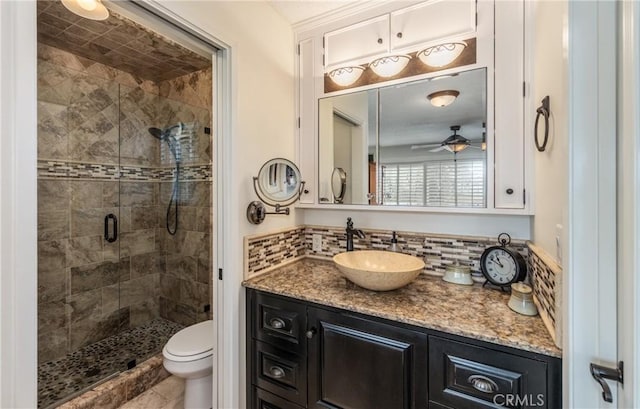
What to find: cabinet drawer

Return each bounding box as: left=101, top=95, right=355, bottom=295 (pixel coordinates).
left=429, top=336, right=548, bottom=409
left=253, top=292, right=307, bottom=354
left=253, top=387, right=305, bottom=409
left=253, top=341, right=307, bottom=406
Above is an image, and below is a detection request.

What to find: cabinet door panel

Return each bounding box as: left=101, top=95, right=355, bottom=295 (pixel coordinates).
left=308, top=309, right=428, bottom=409
left=390, top=0, right=476, bottom=51
left=324, top=15, right=390, bottom=68
left=494, top=0, right=525, bottom=208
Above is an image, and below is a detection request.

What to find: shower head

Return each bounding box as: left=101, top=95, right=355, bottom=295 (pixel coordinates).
left=148, top=127, right=165, bottom=140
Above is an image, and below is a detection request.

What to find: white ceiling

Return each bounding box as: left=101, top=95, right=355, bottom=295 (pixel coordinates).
left=268, top=0, right=361, bottom=25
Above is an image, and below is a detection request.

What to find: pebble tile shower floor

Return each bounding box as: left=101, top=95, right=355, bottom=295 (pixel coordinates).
left=38, top=318, right=184, bottom=408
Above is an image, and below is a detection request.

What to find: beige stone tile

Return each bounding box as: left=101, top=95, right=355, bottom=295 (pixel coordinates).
left=38, top=210, right=69, bottom=241
left=120, top=389, right=168, bottom=409
left=161, top=397, right=184, bottom=409
left=152, top=376, right=185, bottom=402
left=67, top=235, right=103, bottom=267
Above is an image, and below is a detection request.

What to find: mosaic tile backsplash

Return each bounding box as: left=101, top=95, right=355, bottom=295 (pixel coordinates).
left=527, top=243, right=562, bottom=348
left=245, top=225, right=527, bottom=277
left=245, top=225, right=561, bottom=346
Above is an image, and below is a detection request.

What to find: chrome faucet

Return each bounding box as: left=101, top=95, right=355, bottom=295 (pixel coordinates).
left=345, top=217, right=365, bottom=251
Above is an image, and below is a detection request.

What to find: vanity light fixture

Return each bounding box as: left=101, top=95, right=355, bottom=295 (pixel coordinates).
left=481, top=132, right=487, bottom=151
left=328, top=66, right=365, bottom=87
left=417, top=42, right=467, bottom=68
left=369, top=55, right=411, bottom=78
left=427, top=90, right=459, bottom=107
left=61, top=0, right=109, bottom=20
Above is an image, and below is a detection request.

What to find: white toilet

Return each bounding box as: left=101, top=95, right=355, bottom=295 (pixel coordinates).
left=163, top=320, right=214, bottom=409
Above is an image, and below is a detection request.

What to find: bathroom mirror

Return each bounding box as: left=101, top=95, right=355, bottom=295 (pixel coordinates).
left=248, top=158, right=305, bottom=224
left=318, top=68, right=487, bottom=208
left=255, top=158, right=302, bottom=204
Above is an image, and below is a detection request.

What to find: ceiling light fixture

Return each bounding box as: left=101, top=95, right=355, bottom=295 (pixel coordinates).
left=417, top=42, right=467, bottom=68
left=61, top=0, right=109, bottom=21
left=327, top=66, right=365, bottom=87
left=481, top=132, right=487, bottom=151
left=369, top=55, right=411, bottom=78
left=427, top=90, right=460, bottom=107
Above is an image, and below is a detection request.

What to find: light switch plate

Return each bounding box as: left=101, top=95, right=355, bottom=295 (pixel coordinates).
left=312, top=234, right=322, bottom=252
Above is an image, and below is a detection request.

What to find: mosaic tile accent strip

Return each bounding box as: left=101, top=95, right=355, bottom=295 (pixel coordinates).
left=244, top=227, right=307, bottom=275
left=245, top=225, right=528, bottom=278
left=37, top=159, right=212, bottom=181
left=38, top=318, right=183, bottom=408
left=527, top=242, right=562, bottom=348
left=302, top=225, right=528, bottom=276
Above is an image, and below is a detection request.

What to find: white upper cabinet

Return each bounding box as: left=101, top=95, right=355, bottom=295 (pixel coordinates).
left=389, top=0, right=476, bottom=51
left=296, top=0, right=531, bottom=214
left=324, top=0, right=476, bottom=68
left=324, top=15, right=390, bottom=68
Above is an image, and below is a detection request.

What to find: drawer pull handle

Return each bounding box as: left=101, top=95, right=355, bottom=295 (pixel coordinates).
left=268, top=318, right=286, bottom=329
left=268, top=366, right=285, bottom=379
left=468, top=375, right=499, bottom=393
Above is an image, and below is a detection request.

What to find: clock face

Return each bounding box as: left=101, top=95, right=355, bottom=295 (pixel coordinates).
left=482, top=248, right=519, bottom=284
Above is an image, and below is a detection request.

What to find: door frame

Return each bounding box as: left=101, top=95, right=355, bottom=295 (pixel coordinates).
left=0, top=1, right=38, bottom=407
left=566, top=0, right=618, bottom=407
left=0, top=1, right=237, bottom=407
left=618, top=0, right=640, bottom=407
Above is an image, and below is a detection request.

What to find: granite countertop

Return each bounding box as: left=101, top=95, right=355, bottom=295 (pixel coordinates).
left=243, top=258, right=561, bottom=358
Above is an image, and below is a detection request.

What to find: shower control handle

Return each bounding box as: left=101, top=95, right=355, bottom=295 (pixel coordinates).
left=104, top=214, right=118, bottom=243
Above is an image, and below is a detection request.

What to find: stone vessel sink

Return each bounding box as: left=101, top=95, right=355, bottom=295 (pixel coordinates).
left=333, top=250, right=425, bottom=291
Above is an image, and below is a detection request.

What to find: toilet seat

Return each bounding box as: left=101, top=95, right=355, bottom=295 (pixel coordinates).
left=163, top=320, right=213, bottom=362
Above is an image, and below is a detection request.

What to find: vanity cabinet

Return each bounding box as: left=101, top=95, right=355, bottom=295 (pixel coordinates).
left=324, top=0, right=476, bottom=68
left=247, top=290, right=561, bottom=409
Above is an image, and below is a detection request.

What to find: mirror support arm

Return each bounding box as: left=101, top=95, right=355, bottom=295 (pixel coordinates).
left=247, top=179, right=306, bottom=224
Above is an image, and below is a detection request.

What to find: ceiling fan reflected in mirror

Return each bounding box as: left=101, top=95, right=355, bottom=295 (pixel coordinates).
left=410, top=125, right=483, bottom=153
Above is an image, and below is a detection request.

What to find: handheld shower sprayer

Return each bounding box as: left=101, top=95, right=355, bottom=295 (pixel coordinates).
left=148, top=124, right=183, bottom=235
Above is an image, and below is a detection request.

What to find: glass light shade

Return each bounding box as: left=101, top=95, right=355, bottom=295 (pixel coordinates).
left=417, top=42, right=467, bottom=68
left=427, top=90, right=460, bottom=107
left=369, top=55, right=411, bottom=78
left=61, top=0, right=109, bottom=20
left=328, top=66, right=365, bottom=87
left=451, top=143, right=469, bottom=153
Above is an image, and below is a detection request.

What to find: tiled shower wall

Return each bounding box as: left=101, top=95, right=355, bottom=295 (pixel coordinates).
left=37, top=43, right=212, bottom=363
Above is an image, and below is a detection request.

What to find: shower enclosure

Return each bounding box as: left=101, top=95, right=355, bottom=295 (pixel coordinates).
left=36, top=1, right=214, bottom=406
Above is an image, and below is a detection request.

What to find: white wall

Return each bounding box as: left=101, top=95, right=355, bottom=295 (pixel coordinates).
left=154, top=3, right=296, bottom=408
left=531, top=0, right=569, bottom=264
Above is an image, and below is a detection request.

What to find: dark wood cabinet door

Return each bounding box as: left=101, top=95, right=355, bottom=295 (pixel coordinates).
left=308, top=308, right=428, bottom=409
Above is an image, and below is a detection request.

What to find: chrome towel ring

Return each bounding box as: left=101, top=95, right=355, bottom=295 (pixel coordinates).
left=535, top=96, right=550, bottom=152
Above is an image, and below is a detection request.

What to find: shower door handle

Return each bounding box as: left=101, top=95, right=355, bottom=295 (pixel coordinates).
left=104, top=214, right=118, bottom=243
